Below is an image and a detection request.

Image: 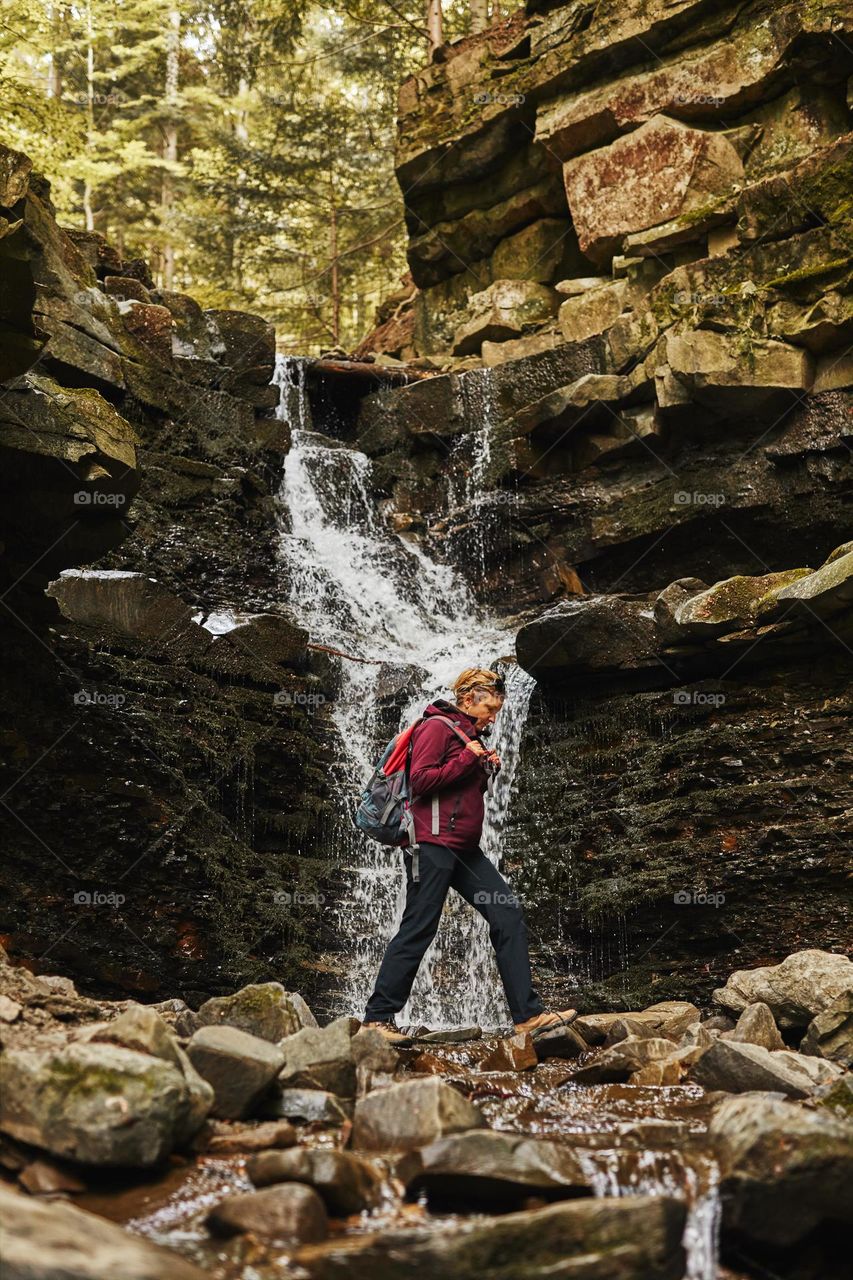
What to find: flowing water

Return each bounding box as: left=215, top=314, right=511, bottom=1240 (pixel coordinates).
left=274, top=356, right=535, bottom=1029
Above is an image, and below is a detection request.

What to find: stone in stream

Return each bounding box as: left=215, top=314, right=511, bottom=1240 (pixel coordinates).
left=293, top=1195, right=686, bottom=1279
left=352, top=1077, right=485, bottom=1152
left=713, top=950, right=853, bottom=1029
left=248, top=1147, right=383, bottom=1215
left=405, top=1129, right=592, bottom=1207
left=411, top=1025, right=482, bottom=1043
left=196, top=982, right=317, bottom=1042
left=479, top=1032, right=537, bottom=1072
left=263, top=1087, right=353, bottom=1125
left=0, top=1184, right=209, bottom=1280
left=573, top=1002, right=700, bottom=1045
left=567, top=1036, right=678, bottom=1084
left=186, top=1024, right=285, bottom=1119
left=0, top=1042, right=209, bottom=1166
left=800, top=989, right=853, bottom=1066
left=727, top=1001, right=785, bottom=1051
left=199, top=1118, right=297, bottom=1154
left=530, top=1023, right=589, bottom=1061
left=207, top=1182, right=328, bottom=1243
left=351, top=1026, right=400, bottom=1073
left=689, top=1038, right=839, bottom=1097
left=709, top=1093, right=853, bottom=1247
left=277, top=1020, right=357, bottom=1097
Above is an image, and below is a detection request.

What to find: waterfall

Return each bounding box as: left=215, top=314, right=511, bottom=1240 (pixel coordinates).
left=273, top=357, right=536, bottom=1029
left=577, top=1149, right=721, bottom=1280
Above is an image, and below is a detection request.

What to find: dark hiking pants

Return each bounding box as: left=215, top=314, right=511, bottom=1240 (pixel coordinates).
left=363, top=840, right=544, bottom=1025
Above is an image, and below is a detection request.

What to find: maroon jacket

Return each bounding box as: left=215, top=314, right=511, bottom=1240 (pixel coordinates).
left=409, top=700, right=489, bottom=852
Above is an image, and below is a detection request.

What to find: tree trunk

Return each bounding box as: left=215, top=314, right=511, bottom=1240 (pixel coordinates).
left=427, top=0, right=443, bottom=55
left=161, top=9, right=181, bottom=291
left=470, top=0, right=490, bottom=34
left=82, top=2, right=95, bottom=231
left=329, top=171, right=340, bottom=346
left=46, top=4, right=63, bottom=99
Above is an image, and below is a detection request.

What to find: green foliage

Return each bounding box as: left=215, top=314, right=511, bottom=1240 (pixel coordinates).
left=0, top=0, right=482, bottom=351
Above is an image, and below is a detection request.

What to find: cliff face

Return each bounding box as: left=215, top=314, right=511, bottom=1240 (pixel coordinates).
left=354, top=0, right=853, bottom=1008
left=0, top=148, right=338, bottom=1007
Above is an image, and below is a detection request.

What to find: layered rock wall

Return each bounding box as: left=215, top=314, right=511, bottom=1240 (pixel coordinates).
left=0, top=148, right=338, bottom=1007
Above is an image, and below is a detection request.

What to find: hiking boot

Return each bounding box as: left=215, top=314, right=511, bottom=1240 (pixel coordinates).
left=361, top=1020, right=414, bottom=1046
left=514, top=1009, right=578, bottom=1037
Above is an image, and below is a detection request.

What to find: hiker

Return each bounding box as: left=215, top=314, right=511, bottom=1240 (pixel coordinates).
left=362, top=667, right=577, bottom=1043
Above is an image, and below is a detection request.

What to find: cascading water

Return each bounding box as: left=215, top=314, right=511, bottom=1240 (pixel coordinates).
left=273, top=356, right=535, bottom=1028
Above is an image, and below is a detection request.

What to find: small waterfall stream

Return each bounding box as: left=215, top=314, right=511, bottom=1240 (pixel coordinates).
left=274, top=357, right=535, bottom=1028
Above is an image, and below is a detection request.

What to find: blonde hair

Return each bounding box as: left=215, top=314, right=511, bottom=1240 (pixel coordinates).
left=452, top=667, right=503, bottom=702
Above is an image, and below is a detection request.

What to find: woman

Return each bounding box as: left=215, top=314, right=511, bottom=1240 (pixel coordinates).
left=363, top=667, right=576, bottom=1042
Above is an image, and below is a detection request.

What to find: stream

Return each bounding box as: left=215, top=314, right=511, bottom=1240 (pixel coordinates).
left=79, top=358, right=728, bottom=1279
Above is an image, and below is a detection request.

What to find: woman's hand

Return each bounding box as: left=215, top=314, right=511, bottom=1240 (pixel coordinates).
left=465, top=739, right=488, bottom=756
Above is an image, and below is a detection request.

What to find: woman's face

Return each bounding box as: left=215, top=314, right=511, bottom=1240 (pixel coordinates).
left=461, top=690, right=505, bottom=728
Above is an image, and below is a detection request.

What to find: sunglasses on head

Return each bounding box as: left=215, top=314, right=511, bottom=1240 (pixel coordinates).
left=465, top=677, right=506, bottom=696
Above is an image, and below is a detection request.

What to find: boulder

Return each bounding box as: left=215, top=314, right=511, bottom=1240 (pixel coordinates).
left=46, top=571, right=207, bottom=658
left=80, top=1003, right=183, bottom=1065
left=664, top=329, right=813, bottom=414
left=201, top=1118, right=297, bottom=1154
left=689, top=1039, right=824, bottom=1097
left=479, top=1032, right=538, bottom=1072
left=530, top=1022, right=589, bottom=1061
left=0, top=1184, right=208, bottom=1280
left=563, top=116, right=744, bottom=264
left=248, top=1147, right=382, bottom=1215
left=452, top=281, right=559, bottom=356
left=407, top=1129, right=591, bottom=1206
left=196, top=983, right=316, bottom=1042
left=352, top=1077, right=485, bottom=1152
left=801, top=990, right=853, bottom=1066
left=263, top=1087, right=352, bottom=1125
left=186, top=1025, right=285, bottom=1120
left=709, top=1093, right=853, bottom=1246
left=351, top=1026, right=400, bottom=1073
left=673, top=568, right=813, bottom=636
left=568, top=1037, right=678, bottom=1084
left=491, top=218, right=576, bottom=284
left=294, top=1195, right=686, bottom=1280
left=713, top=950, right=853, bottom=1028
left=0, top=1042, right=206, bottom=1167
left=207, top=1182, right=328, bottom=1243
left=516, top=596, right=659, bottom=680
left=278, top=1021, right=356, bottom=1097
left=762, top=547, right=853, bottom=621
left=728, top=1002, right=785, bottom=1052
left=558, top=281, right=628, bottom=344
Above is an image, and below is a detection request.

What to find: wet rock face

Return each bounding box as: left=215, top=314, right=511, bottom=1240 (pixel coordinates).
left=0, top=143, right=337, bottom=1008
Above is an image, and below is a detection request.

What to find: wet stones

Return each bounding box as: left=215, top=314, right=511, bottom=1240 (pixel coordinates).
left=728, top=1002, right=785, bottom=1052
left=713, top=950, right=853, bottom=1029
left=0, top=1184, right=209, bottom=1280
left=294, top=1195, right=687, bottom=1280
left=352, top=1077, right=486, bottom=1152
left=206, top=1182, right=328, bottom=1244
left=406, top=1129, right=592, bottom=1207
left=709, top=1093, right=853, bottom=1247
left=196, top=982, right=317, bottom=1043
left=186, top=1025, right=285, bottom=1120
left=689, top=1038, right=840, bottom=1097
left=0, top=1041, right=210, bottom=1167
left=277, top=1020, right=357, bottom=1098
left=248, top=1147, right=383, bottom=1215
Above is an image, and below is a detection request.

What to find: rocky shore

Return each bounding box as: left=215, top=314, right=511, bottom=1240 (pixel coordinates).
left=1, top=944, right=851, bottom=1279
